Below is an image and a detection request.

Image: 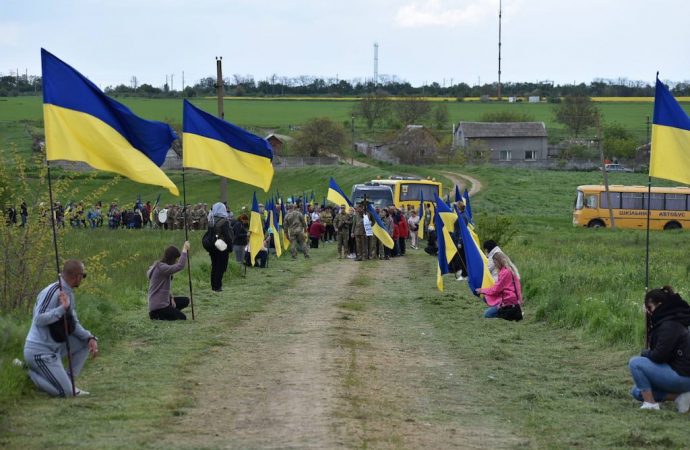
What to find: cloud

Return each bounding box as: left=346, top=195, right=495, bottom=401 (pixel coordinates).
left=395, top=0, right=498, bottom=28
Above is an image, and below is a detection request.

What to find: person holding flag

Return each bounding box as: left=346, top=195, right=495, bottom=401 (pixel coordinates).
left=475, top=252, right=522, bottom=321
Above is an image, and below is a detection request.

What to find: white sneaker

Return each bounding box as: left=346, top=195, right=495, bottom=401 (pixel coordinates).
left=12, top=358, right=26, bottom=369
left=675, top=392, right=690, bottom=413
left=456, top=275, right=466, bottom=281
left=640, top=402, right=660, bottom=410
left=74, top=387, right=90, bottom=396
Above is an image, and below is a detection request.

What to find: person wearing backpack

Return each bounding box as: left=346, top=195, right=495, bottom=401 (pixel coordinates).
left=207, top=202, right=233, bottom=292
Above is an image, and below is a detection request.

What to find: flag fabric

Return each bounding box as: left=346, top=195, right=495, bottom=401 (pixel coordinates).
left=434, top=194, right=458, bottom=235
left=650, top=76, right=690, bottom=185
left=417, top=191, right=425, bottom=240
left=367, top=204, right=394, bottom=249
left=433, top=206, right=458, bottom=292
left=463, top=189, right=474, bottom=224
left=326, top=177, right=353, bottom=207
left=41, top=49, right=179, bottom=196
left=458, top=213, right=494, bottom=296
left=182, top=100, right=274, bottom=191
left=279, top=201, right=289, bottom=250
left=268, top=207, right=282, bottom=257
left=248, top=193, right=265, bottom=266
left=454, top=185, right=462, bottom=203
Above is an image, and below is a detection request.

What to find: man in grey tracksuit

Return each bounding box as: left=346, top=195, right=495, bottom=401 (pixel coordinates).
left=23, top=260, right=98, bottom=397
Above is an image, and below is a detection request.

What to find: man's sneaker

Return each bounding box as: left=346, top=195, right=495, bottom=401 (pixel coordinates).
left=675, top=392, right=690, bottom=413
left=74, top=387, right=90, bottom=396
left=640, top=402, right=660, bottom=410
left=12, top=358, right=26, bottom=369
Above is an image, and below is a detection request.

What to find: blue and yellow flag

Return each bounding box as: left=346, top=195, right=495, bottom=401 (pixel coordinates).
left=454, top=185, right=462, bottom=203
left=650, top=75, right=690, bottom=185
left=433, top=205, right=458, bottom=292
left=458, top=212, right=494, bottom=295
left=367, top=204, right=394, bottom=249
left=182, top=100, right=274, bottom=191
left=279, top=201, right=289, bottom=251
left=249, top=193, right=265, bottom=266
left=41, top=49, right=179, bottom=196
left=326, top=177, right=353, bottom=207
left=268, top=207, right=282, bottom=258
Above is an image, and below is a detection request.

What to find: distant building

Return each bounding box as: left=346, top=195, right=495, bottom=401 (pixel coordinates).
left=454, top=122, right=548, bottom=163
left=265, top=134, right=283, bottom=155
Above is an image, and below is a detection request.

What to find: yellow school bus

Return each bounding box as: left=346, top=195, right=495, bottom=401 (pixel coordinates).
left=573, top=185, right=690, bottom=230
left=372, top=177, right=443, bottom=210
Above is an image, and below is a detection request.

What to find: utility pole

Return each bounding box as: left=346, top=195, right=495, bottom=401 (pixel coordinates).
left=598, top=112, right=615, bottom=229
left=216, top=57, right=227, bottom=203
left=182, top=71, right=185, bottom=92
left=497, top=0, right=502, bottom=101
left=351, top=115, right=355, bottom=165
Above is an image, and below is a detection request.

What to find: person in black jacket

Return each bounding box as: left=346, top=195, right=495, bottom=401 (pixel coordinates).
left=232, top=214, right=249, bottom=264
left=208, top=202, right=233, bottom=292
left=629, top=286, right=690, bottom=411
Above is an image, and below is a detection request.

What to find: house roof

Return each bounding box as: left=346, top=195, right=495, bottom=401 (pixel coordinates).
left=458, top=122, right=547, bottom=138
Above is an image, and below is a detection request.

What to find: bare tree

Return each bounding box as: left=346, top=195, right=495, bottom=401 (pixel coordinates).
left=355, top=93, right=391, bottom=129
left=553, top=96, right=599, bottom=137
left=394, top=97, right=432, bottom=126
left=292, top=118, right=347, bottom=157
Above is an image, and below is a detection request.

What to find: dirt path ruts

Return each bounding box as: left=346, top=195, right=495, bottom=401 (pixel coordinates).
left=441, top=171, right=482, bottom=197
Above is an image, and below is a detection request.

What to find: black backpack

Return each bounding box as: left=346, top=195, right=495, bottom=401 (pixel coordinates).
left=202, top=225, right=216, bottom=252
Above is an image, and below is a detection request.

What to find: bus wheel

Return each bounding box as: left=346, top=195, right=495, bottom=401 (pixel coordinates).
left=664, top=222, right=682, bottom=230
left=588, top=220, right=605, bottom=228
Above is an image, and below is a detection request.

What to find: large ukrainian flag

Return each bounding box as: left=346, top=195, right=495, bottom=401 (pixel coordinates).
left=433, top=206, right=458, bottom=292
left=41, top=49, right=179, bottom=195
left=249, top=192, right=265, bottom=266
left=458, top=213, right=494, bottom=296
left=326, top=177, right=353, bottom=207
left=650, top=75, right=690, bottom=185
left=367, top=204, right=394, bottom=249
left=182, top=100, right=274, bottom=192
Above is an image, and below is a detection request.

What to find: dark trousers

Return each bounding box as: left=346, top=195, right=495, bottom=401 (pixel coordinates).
left=245, top=249, right=269, bottom=268
left=310, top=237, right=320, bottom=248
left=398, top=237, right=406, bottom=255
left=210, top=250, right=230, bottom=291
left=149, top=297, right=189, bottom=321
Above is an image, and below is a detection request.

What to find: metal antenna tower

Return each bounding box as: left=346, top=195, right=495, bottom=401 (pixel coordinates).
left=497, top=0, right=502, bottom=100
left=373, top=42, right=379, bottom=87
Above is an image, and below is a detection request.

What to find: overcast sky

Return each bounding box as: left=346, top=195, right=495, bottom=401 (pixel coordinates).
left=2, top=0, right=689, bottom=89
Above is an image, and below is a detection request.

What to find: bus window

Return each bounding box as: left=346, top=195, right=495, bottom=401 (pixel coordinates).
left=621, top=192, right=644, bottom=209
left=600, top=192, right=621, bottom=209
left=585, top=195, right=597, bottom=208
left=644, top=193, right=665, bottom=210
left=399, top=183, right=439, bottom=202
left=666, top=194, right=687, bottom=211
left=575, top=191, right=584, bottom=210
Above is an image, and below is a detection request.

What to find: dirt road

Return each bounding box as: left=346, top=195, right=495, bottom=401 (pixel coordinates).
left=167, top=249, right=520, bottom=449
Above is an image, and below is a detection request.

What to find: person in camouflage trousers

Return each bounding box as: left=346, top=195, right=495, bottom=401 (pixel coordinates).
left=333, top=205, right=352, bottom=259
left=351, top=204, right=366, bottom=261
left=284, top=204, right=309, bottom=259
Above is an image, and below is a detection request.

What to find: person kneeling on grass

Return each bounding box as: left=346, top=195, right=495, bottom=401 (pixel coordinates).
left=475, top=252, right=522, bottom=321
left=147, top=241, right=190, bottom=321
left=628, top=286, right=690, bottom=411
left=21, top=260, right=98, bottom=397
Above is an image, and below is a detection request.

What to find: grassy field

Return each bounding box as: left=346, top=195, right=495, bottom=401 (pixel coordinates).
left=2, top=163, right=690, bottom=447
left=5, top=95, right=689, bottom=143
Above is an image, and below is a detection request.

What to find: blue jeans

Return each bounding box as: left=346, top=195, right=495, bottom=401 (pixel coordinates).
left=484, top=306, right=499, bottom=318
left=629, top=356, right=690, bottom=401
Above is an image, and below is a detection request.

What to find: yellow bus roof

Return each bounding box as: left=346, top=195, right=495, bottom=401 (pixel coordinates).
left=577, top=184, right=690, bottom=194
left=373, top=178, right=442, bottom=186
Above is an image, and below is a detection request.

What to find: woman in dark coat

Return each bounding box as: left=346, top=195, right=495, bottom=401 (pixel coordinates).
left=629, top=286, right=690, bottom=411
left=208, top=202, right=233, bottom=292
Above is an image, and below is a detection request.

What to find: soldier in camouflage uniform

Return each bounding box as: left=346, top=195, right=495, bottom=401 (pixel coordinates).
left=167, top=205, right=176, bottom=231
left=283, top=204, right=309, bottom=259
left=333, top=205, right=352, bottom=259
left=351, top=204, right=366, bottom=261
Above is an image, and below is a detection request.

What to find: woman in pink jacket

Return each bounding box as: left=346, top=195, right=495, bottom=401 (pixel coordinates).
left=475, top=252, right=523, bottom=320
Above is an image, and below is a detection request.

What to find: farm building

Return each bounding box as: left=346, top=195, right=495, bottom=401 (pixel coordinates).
left=265, top=134, right=283, bottom=155
left=454, top=122, right=548, bottom=163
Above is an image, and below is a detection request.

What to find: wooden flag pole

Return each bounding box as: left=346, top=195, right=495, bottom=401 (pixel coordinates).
left=181, top=167, right=195, bottom=320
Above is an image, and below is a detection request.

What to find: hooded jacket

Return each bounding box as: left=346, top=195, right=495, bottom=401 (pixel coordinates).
left=643, top=294, right=690, bottom=376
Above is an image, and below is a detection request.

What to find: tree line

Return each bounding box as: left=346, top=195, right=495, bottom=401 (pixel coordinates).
left=2, top=72, right=690, bottom=98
